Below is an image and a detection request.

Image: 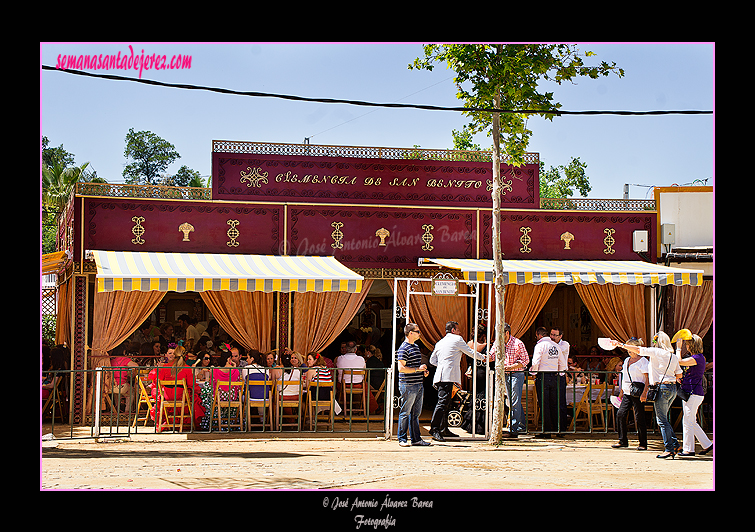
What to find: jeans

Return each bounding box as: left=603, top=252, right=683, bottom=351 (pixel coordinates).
left=654, top=382, right=679, bottom=452
left=398, top=381, right=425, bottom=443
left=506, top=371, right=526, bottom=434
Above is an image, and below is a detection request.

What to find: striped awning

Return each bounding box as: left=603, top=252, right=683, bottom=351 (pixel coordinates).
left=419, top=258, right=704, bottom=286
left=90, top=250, right=363, bottom=293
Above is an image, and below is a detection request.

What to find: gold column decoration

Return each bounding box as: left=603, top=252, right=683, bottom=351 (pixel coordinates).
left=227, top=219, right=240, bottom=247
left=421, top=224, right=434, bottom=251
left=560, top=231, right=574, bottom=250
left=519, top=227, right=532, bottom=253
left=331, top=221, right=344, bottom=249
left=375, top=227, right=390, bottom=246
left=603, top=228, right=616, bottom=254
left=131, top=216, right=146, bottom=245
left=179, top=222, right=195, bottom=242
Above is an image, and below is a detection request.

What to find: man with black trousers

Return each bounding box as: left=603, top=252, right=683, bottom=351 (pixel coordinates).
left=429, top=321, right=488, bottom=442
left=530, top=327, right=566, bottom=437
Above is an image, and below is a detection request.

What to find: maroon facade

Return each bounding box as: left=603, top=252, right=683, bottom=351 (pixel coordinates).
left=72, top=146, right=657, bottom=268
left=212, top=152, right=538, bottom=209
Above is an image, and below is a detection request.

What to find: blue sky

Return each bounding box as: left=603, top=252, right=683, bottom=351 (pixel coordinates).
left=40, top=42, right=714, bottom=200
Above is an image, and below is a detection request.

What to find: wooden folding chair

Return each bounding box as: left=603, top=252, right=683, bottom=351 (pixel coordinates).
left=307, top=381, right=335, bottom=431
left=211, top=380, right=244, bottom=431
left=525, top=379, right=539, bottom=431
left=132, top=369, right=155, bottom=427
left=569, top=383, right=608, bottom=430
left=42, top=374, right=67, bottom=423
left=245, top=377, right=274, bottom=431
left=275, top=377, right=305, bottom=430
left=157, top=379, right=192, bottom=433
left=341, top=369, right=368, bottom=419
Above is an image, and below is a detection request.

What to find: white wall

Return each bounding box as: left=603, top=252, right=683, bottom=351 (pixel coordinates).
left=657, top=189, right=713, bottom=248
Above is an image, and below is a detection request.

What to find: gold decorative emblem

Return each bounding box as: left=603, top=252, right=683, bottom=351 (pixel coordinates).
left=519, top=227, right=532, bottom=253
left=179, top=222, right=194, bottom=242
left=131, top=216, right=146, bottom=245
left=239, top=166, right=269, bottom=188
left=603, top=228, right=616, bottom=255
left=227, top=220, right=240, bottom=247
left=331, top=221, right=344, bottom=249
left=560, top=231, right=574, bottom=250
left=421, top=224, right=434, bottom=251
left=375, top=227, right=390, bottom=247
left=486, top=178, right=513, bottom=194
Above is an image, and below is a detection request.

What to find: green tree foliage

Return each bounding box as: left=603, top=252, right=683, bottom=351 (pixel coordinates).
left=410, top=44, right=623, bottom=445
left=122, top=128, right=180, bottom=185
left=540, top=156, right=591, bottom=198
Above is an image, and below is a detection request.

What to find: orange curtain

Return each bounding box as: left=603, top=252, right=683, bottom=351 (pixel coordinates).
left=291, top=280, right=373, bottom=355
left=91, top=290, right=167, bottom=369
left=394, top=280, right=469, bottom=349
left=200, top=291, right=274, bottom=352
left=496, top=284, right=557, bottom=339
left=671, top=280, right=713, bottom=338
left=55, top=278, right=72, bottom=347
left=574, top=284, right=646, bottom=342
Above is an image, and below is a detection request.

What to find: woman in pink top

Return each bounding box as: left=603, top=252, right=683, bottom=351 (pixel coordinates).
left=148, top=344, right=205, bottom=431
left=110, top=353, right=138, bottom=412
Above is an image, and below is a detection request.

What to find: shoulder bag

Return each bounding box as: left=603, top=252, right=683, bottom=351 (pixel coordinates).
left=645, top=350, right=673, bottom=403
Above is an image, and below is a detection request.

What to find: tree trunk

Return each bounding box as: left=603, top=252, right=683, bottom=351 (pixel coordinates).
left=489, top=92, right=508, bottom=445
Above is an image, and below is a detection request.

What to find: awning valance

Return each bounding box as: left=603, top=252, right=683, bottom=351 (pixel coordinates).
left=89, top=251, right=363, bottom=293
left=419, top=258, right=704, bottom=286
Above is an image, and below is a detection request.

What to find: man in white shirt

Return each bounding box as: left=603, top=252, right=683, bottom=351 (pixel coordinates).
left=429, top=321, right=488, bottom=441
left=336, top=341, right=366, bottom=386
left=550, top=327, right=570, bottom=433
left=531, top=327, right=565, bottom=436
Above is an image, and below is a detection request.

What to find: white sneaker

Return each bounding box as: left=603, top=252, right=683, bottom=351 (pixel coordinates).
left=398, top=440, right=411, bottom=447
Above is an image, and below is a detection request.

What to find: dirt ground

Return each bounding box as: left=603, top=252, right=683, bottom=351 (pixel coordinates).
left=41, top=424, right=714, bottom=492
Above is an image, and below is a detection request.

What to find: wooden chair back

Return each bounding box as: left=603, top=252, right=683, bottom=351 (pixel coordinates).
left=245, top=377, right=274, bottom=431
left=341, top=369, right=368, bottom=418
left=132, top=369, right=154, bottom=427
left=307, top=381, right=335, bottom=431
left=211, top=380, right=244, bottom=431
left=157, top=379, right=191, bottom=433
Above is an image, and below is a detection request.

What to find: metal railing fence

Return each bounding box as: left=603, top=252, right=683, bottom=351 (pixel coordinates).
left=42, top=365, right=390, bottom=439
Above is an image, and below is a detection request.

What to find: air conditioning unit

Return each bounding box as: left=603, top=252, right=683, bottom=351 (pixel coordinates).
left=633, top=230, right=648, bottom=253
left=661, top=223, right=676, bottom=245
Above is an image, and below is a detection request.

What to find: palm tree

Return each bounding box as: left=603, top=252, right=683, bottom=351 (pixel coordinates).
left=42, top=161, right=90, bottom=223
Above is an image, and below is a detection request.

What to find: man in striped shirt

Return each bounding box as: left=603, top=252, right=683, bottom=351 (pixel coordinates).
left=396, top=323, right=430, bottom=447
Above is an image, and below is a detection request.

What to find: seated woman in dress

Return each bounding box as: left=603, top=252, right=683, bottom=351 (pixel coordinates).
left=199, top=344, right=243, bottom=430
left=148, top=343, right=205, bottom=431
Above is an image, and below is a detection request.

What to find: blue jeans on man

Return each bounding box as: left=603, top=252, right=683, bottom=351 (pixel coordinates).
left=398, top=381, right=425, bottom=444
left=506, top=371, right=526, bottom=434
left=654, top=382, right=679, bottom=453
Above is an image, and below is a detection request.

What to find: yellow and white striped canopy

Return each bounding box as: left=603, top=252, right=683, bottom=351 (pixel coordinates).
left=420, top=258, right=704, bottom=286
left=90, top=250, right=363, bottom=293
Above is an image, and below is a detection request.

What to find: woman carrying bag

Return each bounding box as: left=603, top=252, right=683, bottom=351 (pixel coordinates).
left=608, top=332, right=682, bottom=459
left=611, top=338, right=650, bottom=451
left=673, top=330, right=713, bottom=457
